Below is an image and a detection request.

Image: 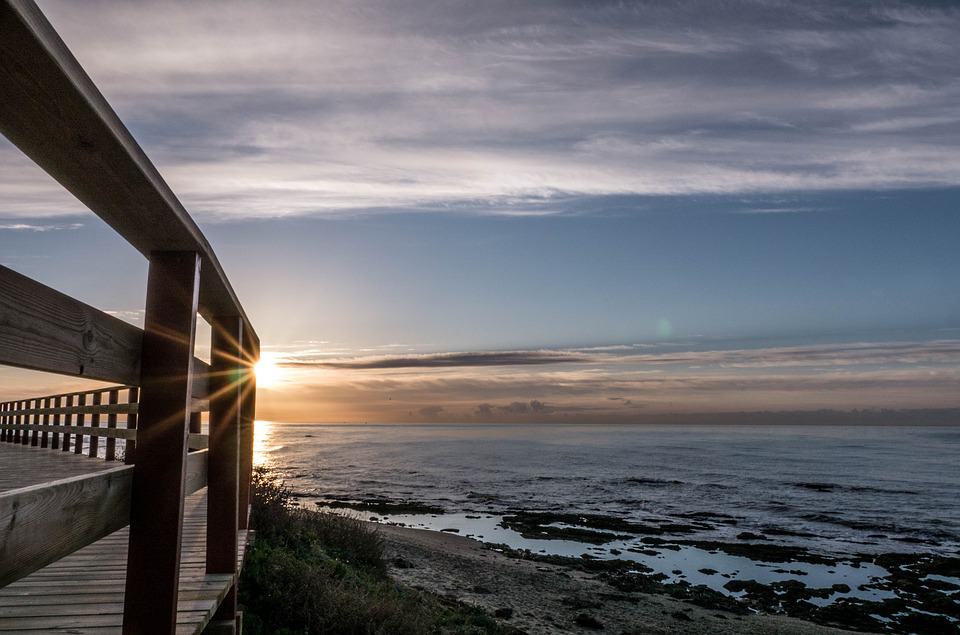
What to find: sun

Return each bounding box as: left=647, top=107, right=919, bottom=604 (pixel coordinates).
left=253, top=354, right=283, bottom=388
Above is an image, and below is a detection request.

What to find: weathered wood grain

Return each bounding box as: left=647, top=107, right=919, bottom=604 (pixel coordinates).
left=0, top=466, right=133, bottom=587
left=206, top=315, right=242, bottom=622
left=0, top=266, right=141, bottom=385
left=0, top=490, right=246, bottom=634
left=123, top=252, right=200, bottom=633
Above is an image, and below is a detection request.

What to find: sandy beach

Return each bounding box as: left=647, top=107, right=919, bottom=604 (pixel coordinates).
left=380, top=524, right=856, bottom=634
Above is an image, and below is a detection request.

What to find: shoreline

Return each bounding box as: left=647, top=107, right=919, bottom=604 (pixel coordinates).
left=378, top=522, right=856, bottom=634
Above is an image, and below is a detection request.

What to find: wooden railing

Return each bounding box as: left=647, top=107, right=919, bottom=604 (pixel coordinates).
left=0, top=386, right=213, bottom=460
left=0, top=0, right=260, bottom=632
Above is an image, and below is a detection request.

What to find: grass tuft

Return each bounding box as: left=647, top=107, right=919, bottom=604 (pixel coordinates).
left=240, top=467, right=512, bottom=634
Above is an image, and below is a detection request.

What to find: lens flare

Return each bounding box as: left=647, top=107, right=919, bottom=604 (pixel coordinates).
left=253, top=354, right=283, bottom=388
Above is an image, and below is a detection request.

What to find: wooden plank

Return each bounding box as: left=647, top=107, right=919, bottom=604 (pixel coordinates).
left=0, top=490, right=246, bottom=635
left=185, top=450, right=208, bottom=496
left=87, top=393, right=100, bottom=458
left=123, top=251, right=200, bottom=634
left=74, top=393, right=85, bottom=455
left=50, top=396, right=60, bottom=450
left=2, top=403, right=136, bottom=417
left=123, top=388, right=137, bottom=465
left=0, top=265, right=141, bottom=385
left=206, top=315, right=242, bottom=621
left=0, top=267, right=212, bottom=399
left=104, top=390, right=118, bottom=461
left=0, top=1, right=257, bottom=345
left=39, top=398, right=49, bottom=449
left=0, top=466, right=133, bottom=587
left=60, top=395, right=72, bottom=452
left=0, top=425, right=134, bottom=440
left=29, top=399, right=38, bottom=447
left=238, top=331, right=258, bottom=531
left=13, top=401, right=21, bottom=445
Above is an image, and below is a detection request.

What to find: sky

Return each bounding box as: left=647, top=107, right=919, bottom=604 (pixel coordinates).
left=1, top=0, right=959, bottom=422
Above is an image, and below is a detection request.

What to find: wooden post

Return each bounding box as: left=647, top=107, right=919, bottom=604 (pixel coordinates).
left=19, top=400, right=28, bottom=445
left=207, top=315, right=243, bottom=624
left=1, top=402, right=7, bottom=442
left=105, top=389, right=119, bottom=461
left=88, top=391, right=101, bottom=458
left=74, top=393, right=86, bottom=454
left=124, top=386, right=138, bottom=464
left=122, top=252, right=200, bottom=635
left=238, top=331, right=258, bottom=530
left=61, top=395, right=72, bottom=452
left=51, top=395, right=61, bottom=450
left=40, top=396, right=50, bottom=448
left=29, top=398, right=38, bottom=446
left=12, top=400, right=19, bottom=444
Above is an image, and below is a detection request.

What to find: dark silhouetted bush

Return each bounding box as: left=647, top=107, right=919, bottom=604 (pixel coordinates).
left=240, top=467, right=510, bottom=634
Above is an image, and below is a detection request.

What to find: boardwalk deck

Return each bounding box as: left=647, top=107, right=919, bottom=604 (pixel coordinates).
left=0, top=446, right=248, bottom=634
left=0, top=444, right=117, bottom=492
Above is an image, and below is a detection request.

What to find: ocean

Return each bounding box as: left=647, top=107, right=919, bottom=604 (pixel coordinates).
left=254, top=422, right=960, bottom=616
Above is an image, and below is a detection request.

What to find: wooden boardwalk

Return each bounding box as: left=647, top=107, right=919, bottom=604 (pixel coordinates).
left=0, top=444, right=117, bottom=492
left=0, top=446, right=247, bottom=634
left=1, top=1, right=260, bottom=630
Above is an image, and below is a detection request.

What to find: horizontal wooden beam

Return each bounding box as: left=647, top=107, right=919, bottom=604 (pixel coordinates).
left=0, top=266, right=211, bottom=399
left=0, top=423, right=135, bottom=440
left=0, top=400, right=208, bottom=417
left=0, top=424, right=207, bottom=449
left=0, top=265, right=140, bottom=385
left=0, top=0, right=257, bottom=347
left=0, top=450, right=208, bottom=587
left=0, top=465, right=131, bottom=587
left=1, top=403, right=136, bottom=417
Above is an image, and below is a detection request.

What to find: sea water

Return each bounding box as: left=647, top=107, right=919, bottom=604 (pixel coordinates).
left=253, top=422, right=959, bottom=609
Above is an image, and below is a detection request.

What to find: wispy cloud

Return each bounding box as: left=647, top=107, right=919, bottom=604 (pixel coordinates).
left=276, top=340, right=960, bottom=370
left=282, top=350, right=591, bottom=369
left=4, top=0, right=958, bottom=220
left=0, top=222, right=83, bottom=231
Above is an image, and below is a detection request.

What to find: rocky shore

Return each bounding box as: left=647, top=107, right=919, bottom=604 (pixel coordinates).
left=307, top=496, right=959, bottom=633
left=380, top=523, right=861, bottom=634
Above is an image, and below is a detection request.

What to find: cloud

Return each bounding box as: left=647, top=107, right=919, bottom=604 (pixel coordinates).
left=0, top=222, right=83, bottom=231
left=282, top=350, right=591, bottom=369
left=274, top=339, right=960, bottom=371
left=498, top=401, right=529, bottom=415
left=474, top=403, right=494, bottom=417
left=5, top=0, right=959, bottom=220
left=253, top=337, right=960, bottom=422
left=418, top=405, right=444, bottom=417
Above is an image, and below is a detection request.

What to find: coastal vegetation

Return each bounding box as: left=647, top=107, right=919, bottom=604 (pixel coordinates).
left=239, top=468, right=516, bottom=634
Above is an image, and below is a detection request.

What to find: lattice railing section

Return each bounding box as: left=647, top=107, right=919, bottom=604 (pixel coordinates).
left=0, top=387, right=209, bottom=463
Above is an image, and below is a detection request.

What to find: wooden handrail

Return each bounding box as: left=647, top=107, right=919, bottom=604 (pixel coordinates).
left=0, top=449, right=208, bottom=588
left=0, top=0, right=258, bottom=347
left=0, top=425, right=208, bottom=449
left=0, top=266, right=213, bottom=398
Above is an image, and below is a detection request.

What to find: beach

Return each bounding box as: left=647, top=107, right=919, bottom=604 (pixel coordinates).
left=380, top=523, right=851, bottom=634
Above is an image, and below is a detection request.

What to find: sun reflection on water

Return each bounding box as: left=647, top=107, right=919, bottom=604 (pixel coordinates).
left=253, top=419, right=275, bottom=467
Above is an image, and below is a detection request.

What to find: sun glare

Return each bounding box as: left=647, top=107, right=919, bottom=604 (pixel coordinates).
left=254, top=354, right=283, bottom=388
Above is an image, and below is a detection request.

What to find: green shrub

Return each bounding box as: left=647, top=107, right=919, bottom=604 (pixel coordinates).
left=239, top=468, right=509, bottom=634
